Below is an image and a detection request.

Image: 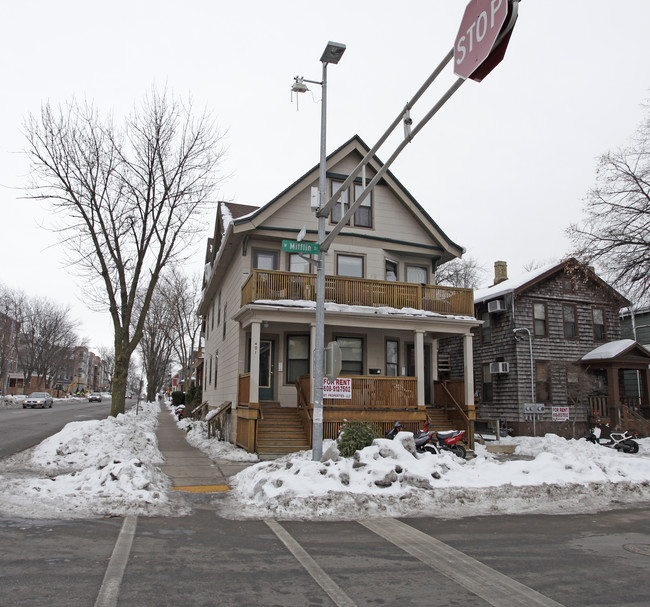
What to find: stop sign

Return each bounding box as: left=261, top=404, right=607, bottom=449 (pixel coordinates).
left=454, top=0, right=509, bottom=81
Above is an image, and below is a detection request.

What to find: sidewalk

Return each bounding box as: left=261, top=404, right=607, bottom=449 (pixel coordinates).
left=156, top=403, right=254, bottom=493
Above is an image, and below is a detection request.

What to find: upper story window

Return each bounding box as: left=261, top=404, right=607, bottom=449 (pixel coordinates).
left=406, top=265, right=427, bottom=284
left=337, top=254, right=364, bottom=278
left=563, top=304, right=578, bottom=339
left=336, top=336, right=363, bottom=375
left=385, top=259, right=398, bottom=281
left=386, top=339, right=398, bottom=376
left=330, top=179, right=373, bottom=228
left=481, top=311, right=491, bottom=344
left=592, top=308, right=606, bottom=341
left=253, top=249, right=278, bottom=271
left=289, top=253, right=311, bottom=273
left=533, top=302, right=547, bottom=337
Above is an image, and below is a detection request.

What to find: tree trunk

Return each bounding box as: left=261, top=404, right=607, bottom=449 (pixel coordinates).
left=110, top=342, right=129, bottom=417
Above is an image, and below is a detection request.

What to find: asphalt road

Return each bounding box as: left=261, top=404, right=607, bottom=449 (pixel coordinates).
left=1, top=502, right=649, bottom=606
left=0, top=397, right=133, bottom=459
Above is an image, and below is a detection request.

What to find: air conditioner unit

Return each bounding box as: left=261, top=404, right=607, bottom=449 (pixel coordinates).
left=490, top=361, right=510, bottom=374
left=487, top=299, right=506, bottom=313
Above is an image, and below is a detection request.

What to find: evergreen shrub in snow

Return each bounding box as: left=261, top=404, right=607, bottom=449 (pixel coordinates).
left=337, top=422, right=380, bottom=457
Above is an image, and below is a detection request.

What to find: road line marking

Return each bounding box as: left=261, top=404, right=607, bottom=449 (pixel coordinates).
left=94, top=515, right=138, bottom=607
left=172, top=485, right=230, bottom=493
left=266, top=520, right=357, bottom=607
left=359, top=518, right=564, bottom=607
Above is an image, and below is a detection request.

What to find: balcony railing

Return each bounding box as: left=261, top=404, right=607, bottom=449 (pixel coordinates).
left=241, top=270, right=474, bottom=316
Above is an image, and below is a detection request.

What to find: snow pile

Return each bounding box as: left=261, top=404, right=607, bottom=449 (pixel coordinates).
left=0, top=402, right=182, bottom=519
left=221, top=432, right=650, bottom=520
left=176, top=416, right=259, bottom=463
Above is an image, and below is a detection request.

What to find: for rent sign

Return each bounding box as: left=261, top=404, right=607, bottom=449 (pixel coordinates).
left=323, top=377, right=352, bottom=399
left=552, top=406, right=570, bottom=422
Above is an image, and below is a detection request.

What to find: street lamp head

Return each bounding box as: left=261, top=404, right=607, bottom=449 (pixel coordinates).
left=321, top=41, right=346, bottom=64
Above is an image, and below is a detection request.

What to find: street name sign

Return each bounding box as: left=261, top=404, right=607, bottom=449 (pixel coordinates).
left=454, top=0, right=510, bottom=81
left=282, top=240, right=320, bottom=254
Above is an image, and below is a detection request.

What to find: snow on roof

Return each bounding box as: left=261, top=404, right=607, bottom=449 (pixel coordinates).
left=474, top=262, right=559, bottom=304
left=581, top=339, right=637, bottom=361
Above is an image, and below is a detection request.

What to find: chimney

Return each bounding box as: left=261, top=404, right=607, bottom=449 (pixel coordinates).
left=494, top=260, right=508, bottom=285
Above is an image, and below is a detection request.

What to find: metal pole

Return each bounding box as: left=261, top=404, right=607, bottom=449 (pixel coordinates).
left=312, top=60, right=328, bottom=461
left=514, top=327, right=535, bottom=435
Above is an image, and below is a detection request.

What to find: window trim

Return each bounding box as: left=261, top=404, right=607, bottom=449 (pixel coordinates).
left=562, top=303, right=578, bottom=339
left=532, top=301, right=548, bottom=337
left=336, top=253, right=365, bottom=278
left=329, top=178, right=373, bottom=228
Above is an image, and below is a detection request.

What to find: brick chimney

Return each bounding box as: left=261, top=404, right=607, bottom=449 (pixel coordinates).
left=494, top=260, right=508, bottom=285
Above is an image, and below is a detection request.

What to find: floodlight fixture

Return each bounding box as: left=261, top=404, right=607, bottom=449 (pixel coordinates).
left=320, top=41, right=346, bottom=64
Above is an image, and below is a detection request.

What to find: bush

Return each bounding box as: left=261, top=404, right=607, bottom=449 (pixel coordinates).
left=171, top=391, right=185, bottom=407
left=337, top=421, right=380, bottom=457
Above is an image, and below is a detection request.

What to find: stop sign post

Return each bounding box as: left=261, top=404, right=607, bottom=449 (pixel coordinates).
left=454, top=0, right=513, bottom=82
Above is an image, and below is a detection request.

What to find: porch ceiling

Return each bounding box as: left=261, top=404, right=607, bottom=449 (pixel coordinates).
left=233, top=302, right=479, bottom=337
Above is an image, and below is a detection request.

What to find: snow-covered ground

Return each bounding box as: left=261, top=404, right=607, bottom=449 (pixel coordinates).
left=1, top=402, right=649, bottom=520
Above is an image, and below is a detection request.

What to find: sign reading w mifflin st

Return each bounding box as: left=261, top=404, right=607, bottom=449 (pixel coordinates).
left=282, top=240, right=320, bottom=254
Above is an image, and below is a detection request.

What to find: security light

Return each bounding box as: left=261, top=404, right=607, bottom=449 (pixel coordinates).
left=320, top=41, right=346, bottom=64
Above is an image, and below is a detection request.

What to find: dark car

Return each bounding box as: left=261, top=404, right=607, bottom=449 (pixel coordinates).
left=88, top=392, right=102, bottom=403
left=23, top=392, right=53, bottom=409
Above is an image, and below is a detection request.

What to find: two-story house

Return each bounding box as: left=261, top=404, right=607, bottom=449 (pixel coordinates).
left=198, top=135, right=480, bottom=456
left=464, top=259, right=650, bottom=437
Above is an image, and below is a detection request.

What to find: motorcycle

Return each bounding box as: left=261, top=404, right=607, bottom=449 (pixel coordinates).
left=434, top=427, right=467, bottom=459
left=585, top=426, right=639, bottom=454
left=385, top=420, right=439, bottom=455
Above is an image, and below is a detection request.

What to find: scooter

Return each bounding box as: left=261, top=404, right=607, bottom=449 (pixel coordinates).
left=385, top=421, right=440, bottom=455
left=585, top=426, right=639, bottom=454
left=175, top=404, right=185, bottom=421
left=434, top=428, right=467, bottom=459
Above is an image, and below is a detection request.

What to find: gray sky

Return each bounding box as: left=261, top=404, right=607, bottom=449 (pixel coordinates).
left=1, top=0, right=649, bottom=351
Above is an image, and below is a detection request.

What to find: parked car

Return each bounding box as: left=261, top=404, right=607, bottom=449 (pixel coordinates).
left=23, top=392, right=53, bottom=409
left=88, top=392, right=102, bottom=403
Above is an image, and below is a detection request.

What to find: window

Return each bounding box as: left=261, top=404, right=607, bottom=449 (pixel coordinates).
left=353, top=183, right=372, bottom=227
left=406, top=265, right=427, bottom=284
left=533, top=302, right=547, bottom=337
left=222, top=303, right=227, bottom=339
left=208, top=355, right=213, bottom=387
left=385, top=259, right=398, bottom=282
left=482, top=363, right=493, bottom=403
left=211, top=301, right=215, bottom=330
left=330, top=179, right=373, bottom=227
left=386, top=339, right=398, bottom=376
left=217, top=291, right=221, bottom=326
left=287, top=335, right=310, bottom=384
left=336, top=336, right=363, bottom=375
left=253, top=249, right=278, bottom=270
left=566, top=363, right=580, bottom=405
left=562, top=277, right=574, bottom=293
left=481, top=311, right=491, bottom=344
left=563, top=304, right=578, bottom=339
left=592, top=308, right=606, bottom=341
left=535, top=361, right=551, bottom=403
left=337, top=254, right=364, bottom=278
left=289, top=253, right=311, bottom=273
left=214, top=352, right=218, bottom=388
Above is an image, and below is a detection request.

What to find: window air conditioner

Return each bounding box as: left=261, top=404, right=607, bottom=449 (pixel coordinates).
left=487, top=299, right=506, bottom=313
left=490, top=361, right=510, bottom=374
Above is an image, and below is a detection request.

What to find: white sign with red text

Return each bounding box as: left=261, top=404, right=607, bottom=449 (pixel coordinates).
left=323, top=377, right=352, bottom=399
left=552, top=406, right=570, bottom=422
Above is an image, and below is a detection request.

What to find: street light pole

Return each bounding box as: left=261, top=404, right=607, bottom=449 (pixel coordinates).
left=292, top=41, right=345, bottom=461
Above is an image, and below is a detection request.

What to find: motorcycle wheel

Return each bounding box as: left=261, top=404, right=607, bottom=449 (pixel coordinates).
left=423, top=444, right=440, bottom=455
left=621, top=440, right=639, bottom=454
left=452, top=445, right=466, bottom=459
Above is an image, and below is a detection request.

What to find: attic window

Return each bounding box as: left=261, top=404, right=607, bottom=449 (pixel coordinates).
left=330, top=179, right=373, bottom=228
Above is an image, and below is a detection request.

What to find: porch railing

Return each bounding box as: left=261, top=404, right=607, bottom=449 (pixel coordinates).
left=241, top=269, right=474, bottom=316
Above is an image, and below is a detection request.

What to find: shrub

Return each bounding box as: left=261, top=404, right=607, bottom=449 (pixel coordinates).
left=337, top=421, right=380, bottom=457
left=171, top=391, right=185, bottom=407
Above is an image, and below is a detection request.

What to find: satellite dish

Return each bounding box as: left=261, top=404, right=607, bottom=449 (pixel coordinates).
left=297, top=225, right=306, bottom=242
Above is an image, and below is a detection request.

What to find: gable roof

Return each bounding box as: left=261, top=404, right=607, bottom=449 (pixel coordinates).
left=474, top=258, right=630, bottom=307
left=581, top=339, right=650, bottom=362
left=227, top=134, right=464, bottom=260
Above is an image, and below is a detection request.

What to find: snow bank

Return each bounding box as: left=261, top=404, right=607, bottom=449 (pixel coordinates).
left=219, top=432, right=650, bottom=520
left=0, top=402, right=184, bottom=519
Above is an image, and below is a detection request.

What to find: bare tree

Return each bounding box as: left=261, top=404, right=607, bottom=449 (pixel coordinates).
left=160, top=268, right=203, bottom=389
left=97, top=346, right=115, bottom=392
left=435, top=256, right=486, bottom=289
left=567, top=102, right=650, bottom=302
left=138, top=289, right=174, bottom=401
left=0, top=284, right=20, bottom=395
left=24, top=89, right=225, bottom=416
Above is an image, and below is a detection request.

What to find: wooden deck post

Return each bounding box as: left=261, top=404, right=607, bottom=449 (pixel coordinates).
left=415, top=330, right=425, bottom=407
left=249, top=321, right=261, bottom=405
left=463, top=333, right=474, bottom=410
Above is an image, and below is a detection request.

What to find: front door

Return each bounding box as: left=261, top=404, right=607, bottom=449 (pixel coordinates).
left=258, top=339, right=275, bottom=401
left=407, top=343, right=431, bottom=403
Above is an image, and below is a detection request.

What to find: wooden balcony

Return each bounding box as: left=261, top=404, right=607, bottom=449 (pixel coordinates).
left=241, top=270, right=474, bottom=316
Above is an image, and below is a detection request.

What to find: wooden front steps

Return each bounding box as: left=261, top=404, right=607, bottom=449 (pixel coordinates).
left=425, top=408, right=457, bottom=432
left=256, top=403, right=310, bottom=460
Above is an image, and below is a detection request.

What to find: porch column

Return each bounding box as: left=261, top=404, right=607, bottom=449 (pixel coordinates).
left=249, top=321, right=261, bottom=405
left=463, top=333, right=474, bottom=408
left=431, top=339, right=439, bottom=407
left=415, top=330, right=425, bottom=407
left=641, top=367, right=650, bottom=417
left=310, top=324, right=317, bottom=404
left=607, top=366, right=620, bottom=425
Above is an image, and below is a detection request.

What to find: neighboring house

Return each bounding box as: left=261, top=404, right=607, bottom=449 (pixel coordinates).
left=619, top=304, right=650, bottom=412
left=198, top=135, right=480, bottom=456
left=453, top=258, right=649, bottom=437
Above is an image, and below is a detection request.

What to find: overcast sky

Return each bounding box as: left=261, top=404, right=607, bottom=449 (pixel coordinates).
left=1, top=0, right=649, bottom=351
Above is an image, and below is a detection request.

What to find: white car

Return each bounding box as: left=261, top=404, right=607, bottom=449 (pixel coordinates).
left=23, top=392, right=53, bottom=409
